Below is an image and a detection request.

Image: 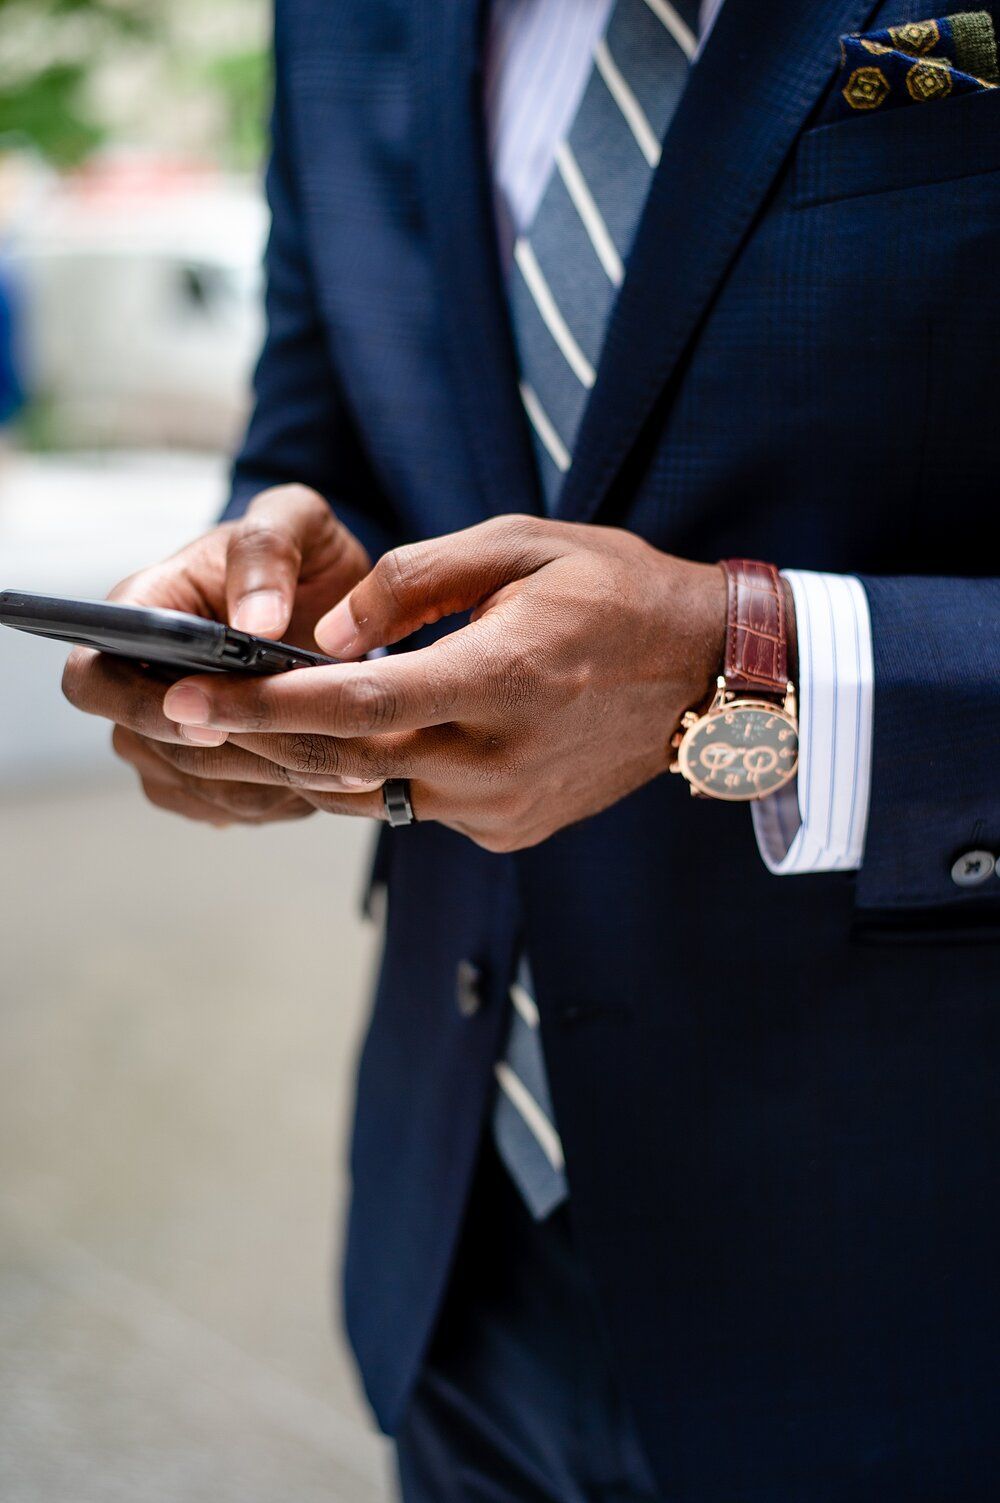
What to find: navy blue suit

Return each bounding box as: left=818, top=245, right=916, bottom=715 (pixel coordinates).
left=226, top=1, right=1000, bottom=1496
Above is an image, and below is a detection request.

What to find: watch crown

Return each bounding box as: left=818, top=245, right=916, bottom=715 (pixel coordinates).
left=680, top=710, right=700, bottom=730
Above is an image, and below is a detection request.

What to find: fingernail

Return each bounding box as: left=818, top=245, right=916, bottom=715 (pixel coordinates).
left=180, top=725, right=228, bottom=747
left=164, top=684, right=211, bottom=725
left=340, top=777, right=382, bottom=791
left=315, top=598, right=358, bottom=657
left=233, top=590, right=287, bottom=637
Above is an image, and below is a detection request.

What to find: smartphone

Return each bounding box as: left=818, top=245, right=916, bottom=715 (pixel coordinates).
left=0, top=590, right=337, bottom=676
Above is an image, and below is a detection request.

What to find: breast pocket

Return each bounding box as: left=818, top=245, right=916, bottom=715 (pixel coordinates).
left=790, top=85, right=1000, bottom=208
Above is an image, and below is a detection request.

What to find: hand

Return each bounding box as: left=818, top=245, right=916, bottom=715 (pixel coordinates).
left=157, top=516, right=727, bottom=851
left=62, top=485, right=371, bottom=826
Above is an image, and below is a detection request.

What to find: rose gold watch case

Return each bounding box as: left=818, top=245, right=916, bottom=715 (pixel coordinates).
left=671, top=679, right=799, bottom=803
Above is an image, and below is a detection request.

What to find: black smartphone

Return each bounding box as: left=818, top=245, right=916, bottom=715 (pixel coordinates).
left=0, top=590, right=337, bottom=676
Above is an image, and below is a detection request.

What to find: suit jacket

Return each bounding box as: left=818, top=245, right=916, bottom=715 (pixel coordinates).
left=226, top=1, right=1000, bottom=1496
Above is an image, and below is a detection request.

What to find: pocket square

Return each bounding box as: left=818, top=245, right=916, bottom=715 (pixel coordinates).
left=820, top=11, right=998, bottom=123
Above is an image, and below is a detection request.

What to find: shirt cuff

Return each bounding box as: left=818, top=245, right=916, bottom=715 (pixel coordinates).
left=752, top=571, right=874, bottom=875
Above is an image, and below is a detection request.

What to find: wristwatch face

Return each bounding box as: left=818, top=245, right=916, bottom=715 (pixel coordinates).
left=678, top=700, right=799, bottom=802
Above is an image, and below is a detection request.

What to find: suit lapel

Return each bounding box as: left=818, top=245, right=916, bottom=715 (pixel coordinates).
left=556, top=0, right=880, bottom=526
left=412, top=0, right=541, bottom=524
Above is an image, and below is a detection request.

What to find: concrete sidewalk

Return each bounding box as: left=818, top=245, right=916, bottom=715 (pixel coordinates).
left=0, top=775, right=392, bottom=1502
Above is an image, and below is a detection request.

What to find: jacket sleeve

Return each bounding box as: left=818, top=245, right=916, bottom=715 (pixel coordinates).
left=852, top=575, right=1000, bottom=937
left=224, top=12, right=397, bottom=565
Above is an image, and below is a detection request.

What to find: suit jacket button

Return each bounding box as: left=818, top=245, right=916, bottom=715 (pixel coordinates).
left=950, top=850, right=996, bottom=887
left=456, top=960, right=483, bottom=1017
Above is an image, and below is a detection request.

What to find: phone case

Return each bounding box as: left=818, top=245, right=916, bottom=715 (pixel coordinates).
left=0, top=591, right=336, bottom=675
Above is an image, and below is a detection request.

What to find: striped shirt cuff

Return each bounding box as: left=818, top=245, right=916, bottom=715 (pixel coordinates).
left=752, top=571, right=874, bottom=875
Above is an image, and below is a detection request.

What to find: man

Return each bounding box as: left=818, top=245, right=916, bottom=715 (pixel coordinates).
left=64, top=0, right=1000, bottom=1497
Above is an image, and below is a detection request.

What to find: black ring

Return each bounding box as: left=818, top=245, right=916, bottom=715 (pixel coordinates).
left=382, top=779, right=416, bottom=828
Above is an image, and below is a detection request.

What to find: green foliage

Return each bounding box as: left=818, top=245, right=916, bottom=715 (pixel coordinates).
left=0, top=64, right=102, bottom=166
left=0, top=0, right=268, bottom=167
left=9, top=393, right=62, bottom=452
left=0, top=0, right=149, bottom=29
left=201, top=49, right=269, bottom=170
left=0, top=0, right=151, bottom=164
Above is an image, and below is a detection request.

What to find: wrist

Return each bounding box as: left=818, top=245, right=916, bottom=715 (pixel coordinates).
left=674, top=559, right=728, bottom=710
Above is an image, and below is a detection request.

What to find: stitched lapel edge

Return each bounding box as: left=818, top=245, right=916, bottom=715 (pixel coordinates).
left=556, top=0, right=882, bottom=526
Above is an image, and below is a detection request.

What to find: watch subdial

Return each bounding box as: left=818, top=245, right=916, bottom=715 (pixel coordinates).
left=679, top=703, right=799, bottom=801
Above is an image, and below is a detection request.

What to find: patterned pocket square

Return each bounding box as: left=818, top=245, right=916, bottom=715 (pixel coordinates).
left=821, top=10, right=998, bottom=122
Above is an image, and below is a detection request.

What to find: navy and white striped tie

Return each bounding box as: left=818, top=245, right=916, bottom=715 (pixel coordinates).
left=492, top=0, right=699, bottom=1216
left=509, top=0, right=699, bottom=508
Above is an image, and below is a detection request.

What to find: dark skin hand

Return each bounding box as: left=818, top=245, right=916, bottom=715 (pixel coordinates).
left=61, top=485, right=373, bottom=827
left=146, top=498, right=729, bottom=853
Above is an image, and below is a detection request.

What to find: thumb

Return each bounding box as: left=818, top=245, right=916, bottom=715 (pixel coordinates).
left=225, top=484, right=342, bottom=638
left=314, top=516, right=556, bottom=658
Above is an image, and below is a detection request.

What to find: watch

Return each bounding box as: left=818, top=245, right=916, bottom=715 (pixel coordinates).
left=670, top=559, right=799, bottom=802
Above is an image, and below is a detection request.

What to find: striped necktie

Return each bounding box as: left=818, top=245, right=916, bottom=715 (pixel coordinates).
left=492, top=0, right=699, bottom=1218
left=509, top=0, right=699, bottom=510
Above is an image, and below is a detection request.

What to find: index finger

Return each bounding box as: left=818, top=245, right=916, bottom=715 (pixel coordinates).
left=161, top=620, right=507, bottom=738
left=62, top=648, right=226, bottom=746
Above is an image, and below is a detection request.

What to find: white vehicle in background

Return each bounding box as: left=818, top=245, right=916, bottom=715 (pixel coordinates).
left=0, top=154, right=267, bottom=781
left=5, top=154, right=267, bottom=453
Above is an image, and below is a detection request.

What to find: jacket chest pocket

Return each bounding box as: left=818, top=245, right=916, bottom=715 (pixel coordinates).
left=790, top=85, right=1000, bottom=208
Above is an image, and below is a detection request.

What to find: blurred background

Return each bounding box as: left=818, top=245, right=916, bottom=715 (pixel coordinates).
left=1, top=3, right=391, bottom=1497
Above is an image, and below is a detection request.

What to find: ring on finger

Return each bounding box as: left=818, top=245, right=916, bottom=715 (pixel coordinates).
left=382, top=779, right=416, bottom=828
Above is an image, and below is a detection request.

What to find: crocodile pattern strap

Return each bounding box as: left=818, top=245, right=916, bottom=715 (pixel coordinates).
left=720, top=559, right=789, bottom=696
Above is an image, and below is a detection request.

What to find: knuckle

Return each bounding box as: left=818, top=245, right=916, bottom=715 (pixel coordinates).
left=374, top=545, right=422, bottom=612
left=347, top=743, right=382, bottom=782
left=230, top=518, right=299, bottom=572
left=486, top=513, right=547, bottom=554
left=475, top=827, right=520, bottom=855
left=342, top=672, right=399, bottom=733
left=244, top=703, right=275, bottom=734
left=230, top=685, right=274, bottom=733
left=161, top=744, right=218, bottom=778
left=485, top=813, right=539, bottom=853
left=420, top=659, right=461, bottom=722
left=284, top=734, right=340, bottom=777
left=491, top=512, right=542, bottom=539
left=493, top=647, right=539, bottom=714
left=252, top=482, right=325, bottom=515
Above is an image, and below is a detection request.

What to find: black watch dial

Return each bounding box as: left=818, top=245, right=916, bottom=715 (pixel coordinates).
left=678, top=700, right=799, bottom=801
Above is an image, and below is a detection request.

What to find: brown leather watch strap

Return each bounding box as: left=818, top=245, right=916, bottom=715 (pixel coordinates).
left=720, top=559, right=789, bottom=696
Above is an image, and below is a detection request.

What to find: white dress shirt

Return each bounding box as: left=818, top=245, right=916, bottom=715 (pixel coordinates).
left=484, top=0, right=875, bottom=875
